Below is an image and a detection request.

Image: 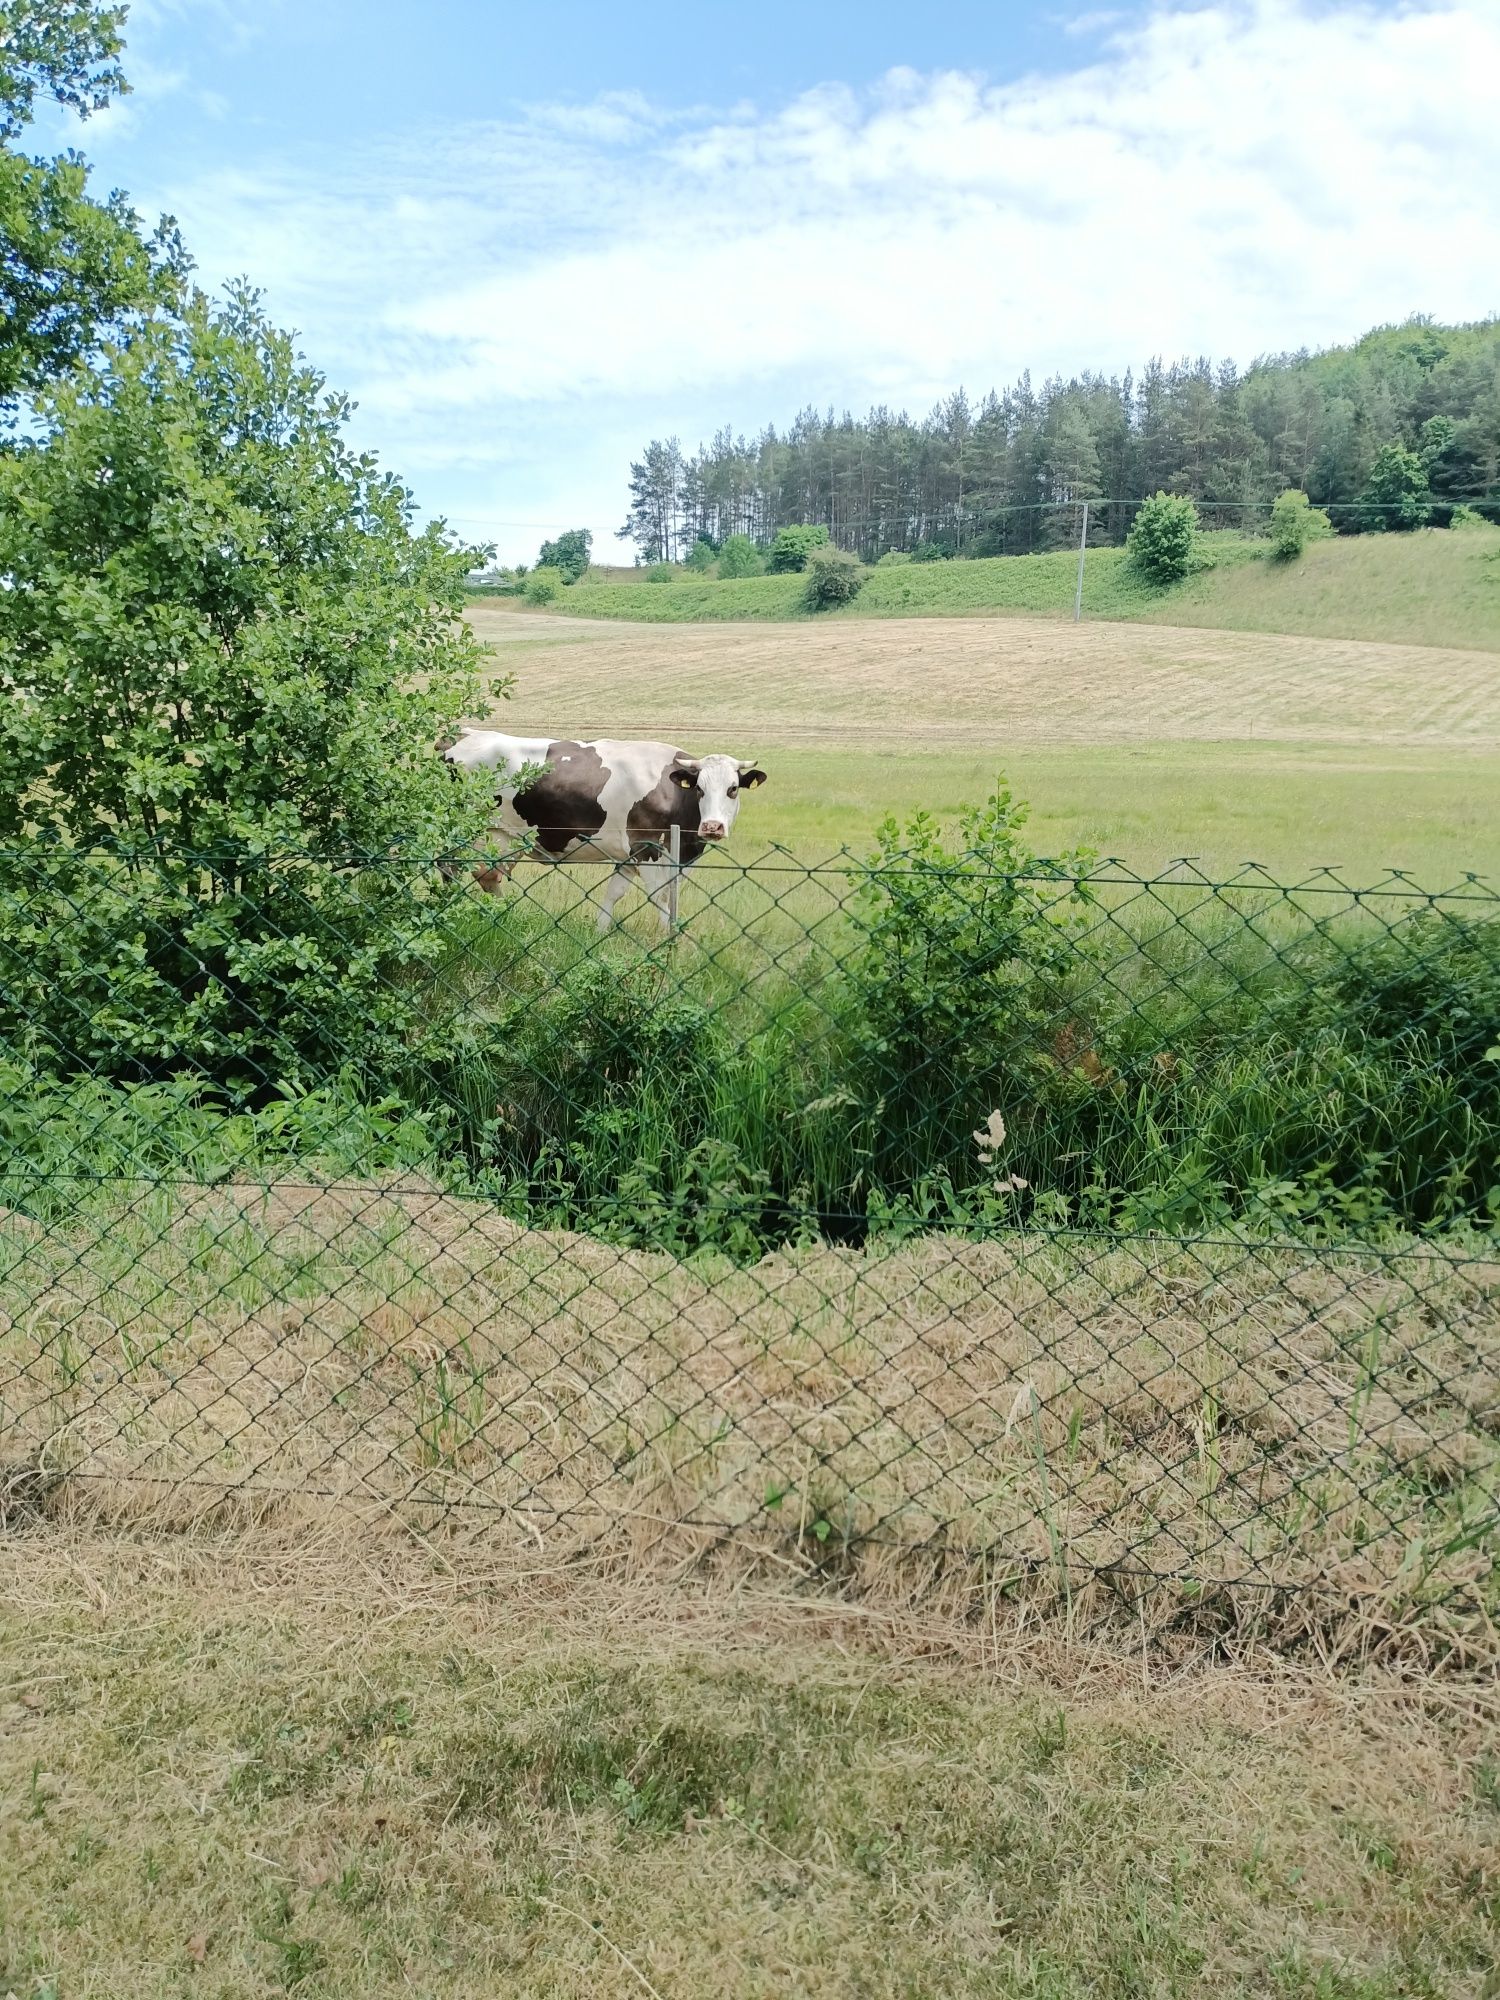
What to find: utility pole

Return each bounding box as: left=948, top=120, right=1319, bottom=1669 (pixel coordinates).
left=1073, top=500, right=1089, bottom=622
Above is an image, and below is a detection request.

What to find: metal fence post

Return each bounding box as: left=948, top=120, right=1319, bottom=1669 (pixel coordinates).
left=1073, top=499, right=1089, bottom=622
left=668, top=822, right=681, bottom=931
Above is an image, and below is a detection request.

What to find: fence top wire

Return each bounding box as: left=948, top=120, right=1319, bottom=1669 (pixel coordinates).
left=0, top=841, right=1494, bottom=901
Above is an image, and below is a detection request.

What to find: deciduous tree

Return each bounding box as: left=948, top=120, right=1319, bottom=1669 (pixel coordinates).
left=1358, top=442, right=1432, bottom=531
left=0, top=288, right=491, bottom=1092
left=535, top=527, right=592, bottom=582
left=0, top=0, right=186, bottom=407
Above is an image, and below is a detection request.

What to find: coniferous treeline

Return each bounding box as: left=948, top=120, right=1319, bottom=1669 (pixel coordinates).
left=619, top=319, right=1500, bottom=562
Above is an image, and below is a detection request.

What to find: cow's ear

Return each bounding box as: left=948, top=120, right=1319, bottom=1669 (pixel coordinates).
left=671, top=759, right=701, bottom=791
left=737, top=764, right=768, bottom=789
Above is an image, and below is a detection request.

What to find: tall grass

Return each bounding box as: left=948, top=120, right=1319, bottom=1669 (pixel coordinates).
left=408, top=912, right=1496, bottom=1248
left=387, top=843, right=1499, bottom=1250
left=0, top=832, right=1494, bottom=1253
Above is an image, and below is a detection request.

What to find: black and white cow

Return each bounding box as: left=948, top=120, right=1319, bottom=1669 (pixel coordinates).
left=443, top=732, right=768, bottom=931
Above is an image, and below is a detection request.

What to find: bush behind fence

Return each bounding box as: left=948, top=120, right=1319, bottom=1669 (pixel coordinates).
left=0, top=835, right=1496, bottom=1659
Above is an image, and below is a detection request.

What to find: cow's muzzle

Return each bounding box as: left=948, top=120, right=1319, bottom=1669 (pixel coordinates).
left=698, top=820, right=727, bottom=841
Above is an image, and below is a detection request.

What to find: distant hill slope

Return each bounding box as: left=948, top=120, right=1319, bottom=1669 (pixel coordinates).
left=509, top=527, right=1500, bottom=652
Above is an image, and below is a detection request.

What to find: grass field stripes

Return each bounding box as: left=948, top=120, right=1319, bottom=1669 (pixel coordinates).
left=0, top=847, right=1495, bottom=1660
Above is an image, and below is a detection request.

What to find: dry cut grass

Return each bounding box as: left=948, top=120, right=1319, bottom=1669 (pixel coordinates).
left=469, top=607, right=1500, bottom=753
left=4, top=1182, right=1496, bottom=1669
left=1, top=1530, right=1498, bottom=1999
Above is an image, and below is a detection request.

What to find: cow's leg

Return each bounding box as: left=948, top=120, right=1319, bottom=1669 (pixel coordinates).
left=597, top=865, right=637, bottom=933
left=473, top=850, right=517, bottom=896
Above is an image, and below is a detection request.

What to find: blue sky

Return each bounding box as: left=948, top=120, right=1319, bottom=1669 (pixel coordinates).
left=45, top=0, right=1500, bottom=563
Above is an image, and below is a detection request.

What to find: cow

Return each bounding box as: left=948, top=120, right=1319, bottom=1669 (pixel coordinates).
left=442, top=732, right=768, bottom=932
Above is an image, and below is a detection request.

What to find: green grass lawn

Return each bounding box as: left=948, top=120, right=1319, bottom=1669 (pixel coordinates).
left=1156, top=524, right=1500, bottom=649
left=735, top=741, right=1500, bottom=884
left=553, top=541, right=1231, bottom=624
left=517, top=525, right=1500, bottom=651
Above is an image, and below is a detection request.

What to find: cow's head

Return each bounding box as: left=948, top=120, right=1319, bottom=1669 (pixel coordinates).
left=670, top=754, right=768, bottom=841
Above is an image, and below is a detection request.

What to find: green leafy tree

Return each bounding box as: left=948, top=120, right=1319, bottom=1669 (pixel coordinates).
left=0, top=0, right=125, bottom=133
left=1127, top=491, right=1198, bottom=583
left=767, top=522, right=828, bottom=572
left=0, top=288, right=492, bottom=1093
left=0, top=0, right=186, bottom=407
left=524, top=565, right=563, bottom=603
left=716, top=532, right=762, bottom=577
left=1358, top=442, right=1432, bottom=531
left=1419, top=414, right=1456, bottom=467
left=803, top=544, right=866, bottom=609
left=1418, top=412, right=1467, bottom=518
left=1268, top=487, right=1332, bottom=560
left=534, top=526, right=592, bottom=582
left=684, top=533, right=716, bottom=572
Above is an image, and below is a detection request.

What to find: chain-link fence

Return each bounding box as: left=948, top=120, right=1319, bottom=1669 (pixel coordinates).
left=1, top=844, right=1496, bottom=1656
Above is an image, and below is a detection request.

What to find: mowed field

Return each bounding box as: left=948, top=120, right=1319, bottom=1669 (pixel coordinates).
left=467, top=605, right=1500, bottom=881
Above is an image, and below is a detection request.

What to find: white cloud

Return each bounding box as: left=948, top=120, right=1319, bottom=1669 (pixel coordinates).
left=122, top=0, right=1500, bottom=560
left=127, top=0, right=274, bottom=49
left=526, top=89, right=672, bottom=144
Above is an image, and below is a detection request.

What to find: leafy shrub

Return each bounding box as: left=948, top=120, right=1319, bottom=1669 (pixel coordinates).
left=803, top=545, right=867, bottom=609
left=911, top=540, right=951, bottom=563
left=645, top=562, right=675, bottom=584
left=767, top=523, right=829, bottom=573
left=839, top=789, right=1094, bottom=1192
left=876, top=548, right=912, bottom=566
left=1322, top=913, right=1500, bottom=1073
left=1268, top=488, right=1332, bottom=559
left=1358, top=442, right=1432, bottom=531
left=716, top=533, right=763, bottom=578
left=1284, top=912, right=1500, bottom=1224
left=534, top=528, right=592, bottom=582
left=525, top=566, right=563, bottom=603
left=1448, top=505, right=1490, bottom=531
left=685, top=535, right=717, bottom=572
left=459, top=959, right=737, bottom=1225
left=0, top=287, right=490, bottom=1099
left=466, top=566, right=522, bottom=596
left=1127, top=492, right=1199, bottom=583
